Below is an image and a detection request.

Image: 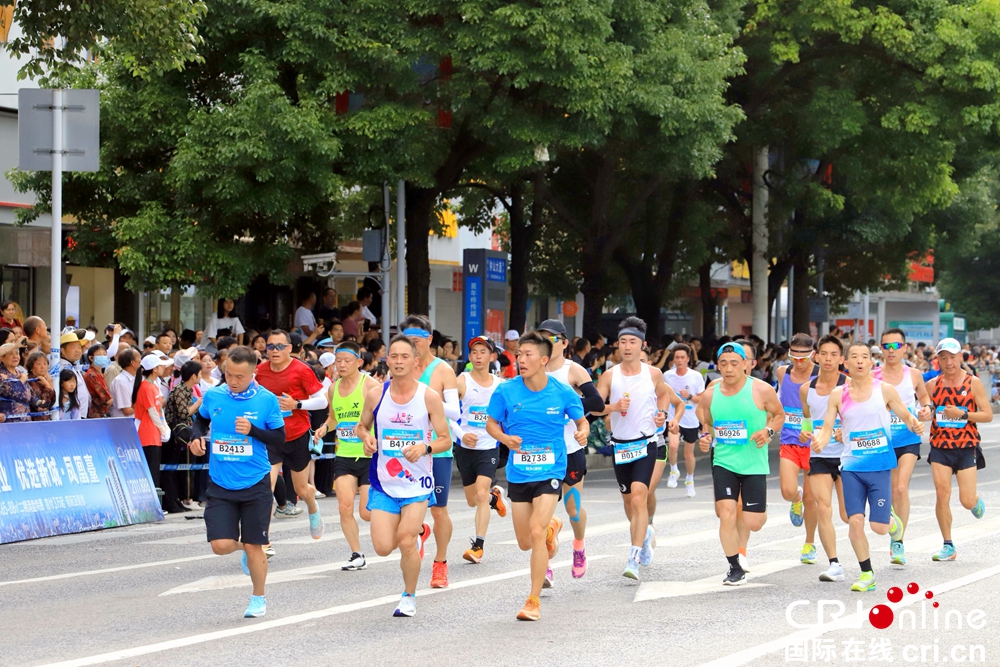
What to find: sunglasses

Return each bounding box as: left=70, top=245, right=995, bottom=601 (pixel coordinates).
left=545, top=335, right=563, bottom=344
left=265, top=343, right=289, bottom=352
left=881, top=342, right=904, bottom=351
left=788, top=351, right=813, bottom=361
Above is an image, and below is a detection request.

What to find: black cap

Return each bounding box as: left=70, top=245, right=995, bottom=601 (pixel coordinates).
left=537, top=319, right=567, bottom=337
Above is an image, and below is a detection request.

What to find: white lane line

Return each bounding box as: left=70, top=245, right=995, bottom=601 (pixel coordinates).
left=497, top=508, right=714, bottom=546
left=693, top=563, right=1000, bottom=667
left=874, top=515, right=1000, bottom=553
left=0, top=555, right=220, bottom=588
left=634, top=558, right=802, bottom=601
left=39, top=555, right=612, bottom=667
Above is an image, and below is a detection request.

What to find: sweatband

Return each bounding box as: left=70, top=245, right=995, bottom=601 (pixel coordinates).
left=403, top=328, right=431, bottom=338
left=618, top=327, right=646, bottom=342
left=335, top=347, right=361, bottom=358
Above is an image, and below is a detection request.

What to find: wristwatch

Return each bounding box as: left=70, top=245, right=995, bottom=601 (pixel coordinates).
left=296, top=400, right=302, bottom=410
left=961, top=407, right=970, bottom=419
left=766, top=427, right=775, bottom=439
left=425, top=444, right=433, bottom=456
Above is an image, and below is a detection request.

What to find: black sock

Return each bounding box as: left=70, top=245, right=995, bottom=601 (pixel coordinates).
left=352, top=552, right=362, bottom=558
left=726, top=554, right=742, bottom=571
left=944, top=540, right=954, bottom=547
left=859, top=558, right=872, bottom=573
left=489, top=493, right=498, bottom=509
left=829, top=557, right=839, bottom=565
left=473, top=537, right=484, bottom=549
left=435, top=560, right=447, bottom=564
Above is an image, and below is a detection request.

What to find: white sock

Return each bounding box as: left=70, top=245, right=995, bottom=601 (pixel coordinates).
left=670, top=465, right=679, bottom=473
left=685, top=474, right=694, bottom=482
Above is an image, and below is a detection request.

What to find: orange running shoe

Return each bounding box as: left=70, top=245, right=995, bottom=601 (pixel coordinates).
left=418, top=523, right=431, bottom=560
left=463, top=542, right=484, bottom=564
left=516, top=595, right=541, bottom=621
left=430, top=560, right=449, bottom=588
left=546, top=517, right=563, bottom=559
left=491, top=485, right=507, bottom=518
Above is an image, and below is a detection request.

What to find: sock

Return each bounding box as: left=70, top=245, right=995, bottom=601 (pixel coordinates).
left=648, top=516, right=654, bottom=525
left=686, top=474, right=694, bottom=482
left=738, top=547, right=747, bottom=556
left=829, top=557, right=839, bottom=565
left=859, top=558, right=872, bottom=573
left=944, top=540, right=954, bottom=547
left=401, top=591, right=414, bottom=598
left=573, top=539, right=585, bottom=551
left=473, top=536, right=484, bottom=549
left=352, top=551, right=362, bottom=558
left=434, top=560, right=447, bottom=564
left=527, top=595, right=540, bottom=604
left=630, top=546, right=641, bottom=561
left=726, top=553, right=742, bottom=571
left=670, top=465, right=679, bottom=473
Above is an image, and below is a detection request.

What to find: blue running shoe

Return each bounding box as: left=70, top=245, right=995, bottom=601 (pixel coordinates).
left=972, top=497, right=985, bottom=519
left=932, top=543, right=957, bottom=561
left=891, top=540, right=906, bottom=565
left=800, top=544, right=817, bottom=564
left=241, top=550, right=250, bottom=577
left=889, top=507, right=904, bottom=542
left=789, top=486, right=804, bottom=527
left=309, top=510, right=324, bottom=540
left=639, top=526, right=654, bottom=566
left=244, top=595, right=266, bottom=618
left=623, top=557, right=640, bottom=581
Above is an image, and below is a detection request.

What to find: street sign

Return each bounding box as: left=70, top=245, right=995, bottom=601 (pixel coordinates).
left=18, top=89, right=100, bottom=172
left=808, top=297, right=829, bottom=323
left=463, top=249, right=508, bottom=349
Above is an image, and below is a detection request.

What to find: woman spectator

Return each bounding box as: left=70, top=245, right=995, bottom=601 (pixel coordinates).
left=25, top=351, right=55, bottom=420
left=0, top=301, right=22, bottom=332
left=132, top=353, right=173, bottom=495
left=58, top=368, right=83, bottom=420
left=205, top=298, right=245, bottom=345
left=163, top=360, right=203, bottom=513
left=250, top=334, right=267, bottom=360
left=195, top=351, right=219, bottom=397
left=83, top=344, right=114, bottom=418
left=0, top=341, right=31, bottom=422
left=340, top=300, right=363, bottom=340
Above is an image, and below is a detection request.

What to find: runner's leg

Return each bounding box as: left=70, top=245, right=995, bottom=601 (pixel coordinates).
left=931, top=462, right=954, bottom=542
left=397, top=502, right=429, bottom=596
left=335, top=474, right=362, bottom=554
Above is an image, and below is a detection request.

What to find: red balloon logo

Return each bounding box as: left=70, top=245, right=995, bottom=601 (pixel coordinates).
left=869, top=604, right=894, bottom=630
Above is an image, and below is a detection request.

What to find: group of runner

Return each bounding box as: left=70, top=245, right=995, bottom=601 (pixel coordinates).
left=186, top=317, right=991, bottom=621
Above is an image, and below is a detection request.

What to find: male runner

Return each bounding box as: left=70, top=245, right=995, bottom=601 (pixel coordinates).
left=314, top=341, right=381, bottom=570
left=874, top=328, right=933, bottom=565
left=799, top=335, right=850, bottom=582
left=356, top=335, right=451, bottom=617
left=698, top=342, right=784, bottom=585
left=537, top=319, right=605, bottom=582
left=595, top=317, right=682, bottom=580
left=452, top=335, right=507, bottom=564
left=812, top=343, right=919, bottom=591
left=255, top=330, right=328, bottom=539
left=639, top=349, right=667, bottom=540
left=664, top=343, right=705, bottom=498
left=188, top=346, right=285, bottom=618
left=486, top=331, right=588, bottom=621
left=925, top=337, right=991, bottom=562
left=402, top=314, right=461, bottom=588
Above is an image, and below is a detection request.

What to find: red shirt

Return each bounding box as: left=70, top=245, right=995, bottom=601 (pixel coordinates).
left=255, top=358, right=323, bottom=440
left=134, top=380, right=163, bottom=447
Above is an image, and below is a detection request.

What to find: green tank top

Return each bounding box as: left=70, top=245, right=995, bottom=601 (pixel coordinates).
left=710, top=377, right=769, bottom=475
left=419, top=357, right=453, bottom=459
left=332, top=376, right=370, bottom=459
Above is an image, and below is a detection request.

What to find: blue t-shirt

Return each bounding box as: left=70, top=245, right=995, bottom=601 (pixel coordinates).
left=198, top=382, right=284, bottom=491
left=487, top=376, right=584, bottom=484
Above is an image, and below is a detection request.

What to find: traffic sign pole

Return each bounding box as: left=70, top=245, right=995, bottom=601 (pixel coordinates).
left=51, top=89, right=63, bottom=414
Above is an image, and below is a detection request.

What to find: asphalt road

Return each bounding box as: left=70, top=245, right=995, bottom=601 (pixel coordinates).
left=4, top=424, right=1000, bottom=667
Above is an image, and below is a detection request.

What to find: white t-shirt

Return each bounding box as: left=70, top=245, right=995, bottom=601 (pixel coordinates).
left=360, top=305, right=378, bottom=325
left=206, top=314, right=245, bottom=339
left=294, top=306, right=316, bottom=332
left=664, top=367, right=705, bottom=429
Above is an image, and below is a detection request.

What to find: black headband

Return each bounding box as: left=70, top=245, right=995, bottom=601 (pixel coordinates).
left=618, top=327, right=646, bottom=342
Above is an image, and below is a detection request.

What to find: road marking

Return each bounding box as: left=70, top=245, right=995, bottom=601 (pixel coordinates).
left=0, top=555, right=220, bottom=588
left=634, top=558, right=802, bottom=601
left=498, top=508, right=713, bottom=546
left=693, top=563, right=1000, bottom=667
left=39, top=555, right=612, bottom=667
left=874, top=515, right=1000, bottom=553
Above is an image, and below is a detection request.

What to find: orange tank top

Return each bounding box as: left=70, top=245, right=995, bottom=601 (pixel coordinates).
left=930, top=374, right=980, bottom=449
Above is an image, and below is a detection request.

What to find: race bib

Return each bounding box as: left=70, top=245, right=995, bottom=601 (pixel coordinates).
left=381, top=428, right=423, bottom=458
left=337, top=421, right=360, bottom=443
left=212, top=433, right=252, bottom=460
left=784, top=408, right=803, bottom=430
left=936, top=406, right=968, bottom=430
left=614, top=439, right=649, bottom=465
left=468, top=406, right=488, bottom=428
left=512, top=444, right=555, bottom=469
left=889, top=407, right=916, bottom=431
left=714, top=420, right=748, bottom=446
left=849, top=428, right=889, bottom=456
left=813, top=419, right=842, bottom=431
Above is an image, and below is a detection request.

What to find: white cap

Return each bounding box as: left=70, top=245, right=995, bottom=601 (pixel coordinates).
left=140, top=353, right=173, bottom=371
left=319, top=352, right=336, bottom=368
left=144, top=335, right=157, bottom=345
left=152, top=349, right=171, bottom=360
left=82, top=330, right=96, bottom=342
left=936, top=338, right=962, bottom=355
left=870, top=346, right=881, bottom=356
left=505, top=330, right=520, bottom=341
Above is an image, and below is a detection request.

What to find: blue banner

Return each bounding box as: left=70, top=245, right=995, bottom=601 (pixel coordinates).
left=486, top=256, right=506, bottom=283
left=0, top=418, right=164, bottom=544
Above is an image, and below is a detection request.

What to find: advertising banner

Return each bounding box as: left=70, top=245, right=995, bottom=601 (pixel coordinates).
left=0, top=418, right=164, bottom=544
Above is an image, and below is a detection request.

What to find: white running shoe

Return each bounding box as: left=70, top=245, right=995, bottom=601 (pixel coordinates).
left=819, top=561, right=845, bottom=582
left=685, top=479, right=696, bottom=498
left=738, top=553, right=750, bottom=572
left=667, top=470, right=679, bottom=488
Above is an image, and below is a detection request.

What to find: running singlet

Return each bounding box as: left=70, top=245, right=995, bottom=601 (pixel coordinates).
left=710, top=378, right=769, bottom=476
left=332, top=376, right=371, bottom=459
left=779, top=369, right=812, bottom=446
left=873, top=366, right=920, bottom=448
left=806, top=375, right=846, bottom=459
left=840, top=380, right=897, bottom=473
left=608, top=364, right=657, bottom=464
left=459, top=372, right=502, bottom=451
left=547, top=361, right=585, bottom=455
left=371, top=382, right=434, bottom=499
left=664, top=367, right=704, bottom=429
left=418, top=356, right=453, bottom=459
left=929, top=374, right=980, bottom=449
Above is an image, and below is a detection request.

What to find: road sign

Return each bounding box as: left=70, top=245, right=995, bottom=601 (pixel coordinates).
left=18, top=89, right=100, bottom=172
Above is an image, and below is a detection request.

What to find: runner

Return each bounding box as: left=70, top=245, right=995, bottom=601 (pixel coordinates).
left=698, top=342, right=784, bottom=585
left=595, top=317, right=683, bottom=580
left=873, top=327, right=933, bottom=566
left=402, top=314, right=460, bottom=588
left=664, top=343, right=705, bottom=498
left=776, top=333, right=820, bottom=564
left=485, top=331, right=588, bottom=620
left=537, top=319, right=606, bottom=582
left=451, top=335, right=507, bottom=564
left=639, top=349, right=667, bottom=540
left=799, top=335, right=850, bottom=582
left=188, top=346, right=286, bottom=618
left=314, top=341, right=381, bottom=571
left=811, top=343, right=920, bottom=592
left=925, top=338, right=991, bottom=562
left=355, top=335, right=452, bottom=617
left=255, top=330, right=328, bottom=540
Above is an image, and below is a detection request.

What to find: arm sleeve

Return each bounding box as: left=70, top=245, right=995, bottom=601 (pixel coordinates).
left=249, top=423, right=286, bottom=449
left=191, top=413, right=211, bottom=440
left=578, top=381, right=604, bottom=414
left=442, top=388, right=461, bottom=421
left=299, top=386, right=328, bottom=411
left=106, top=333, right=121, bottom=359
left=450, top=420, right=466, bottom=440
left=148, top=406, right=169, bottom=436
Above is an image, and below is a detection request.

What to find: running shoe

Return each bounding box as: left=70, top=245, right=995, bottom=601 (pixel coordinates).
left=819, top=561, right=844, bottom=582
left=572, top=548, right=587, bottom=579
left=932, top=543, right=957, bottom=561
left=273, top=504, right=303, bottom=518
left=393, top=593, right=416, bottom=617
left=546, top=517, right=563, bottom=559
left=800, top=544, right=817, bottom=565
left=314, top=491, right=326, bottom=499
left=738, top=552, right=750, bottom=572
left=623, top=557, right=640, bottom=581
left=723, top=567, right=746, bottom=586
left=430, top=561, right=449, bottom=588
left=263, top=545, right=275, bottom=559
left=516, top=596, right=541, bottom=621
left=240, top=550, right=250, bottom=577
left=789, top=486, right=804, bottom=527
left=543, top=567, right=554, bottom=589
left=972, top=497, right=986, bottom=519
left=851, top=571, right=876, bottom=592
left=243, top=595, right=266, bottom=618
left=418, top=523, right=431, bottom=560
left=463, top=541, right=484, bottom=564
left=890, top=540, right=906, bottom=566
left=888, top=507, right=904, bottom=542
left=667, top=469, right=679, bottom=488
left=491, top=485, right=508, bottom=518
left=685, top=479, right=696, bottom=498
left=308, top=510, right=324, bottom=540
left=639, top=526, right=655, bottom=567
left=342, top=552, right=367, bottom=571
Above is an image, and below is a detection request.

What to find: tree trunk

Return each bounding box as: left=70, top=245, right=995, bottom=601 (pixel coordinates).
left=580, top=247, right=607, bottom=341
left=614, top=250, right=660, bottom=335
left=792, top=254, right=811, bottom=335
left=766, top=258, right=793, bottom=341
left=405, top=185, right=436, bottom=316
left=699, top=261, right=717, bottom=341
left=507, top=180, right=530, bottom=333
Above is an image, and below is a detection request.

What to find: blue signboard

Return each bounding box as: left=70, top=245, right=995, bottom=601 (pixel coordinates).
left=465, top=274, right=483, bottom=346
left=486, top=256, right=507, bottom=283
left=0, top=419, right=164, bottom=544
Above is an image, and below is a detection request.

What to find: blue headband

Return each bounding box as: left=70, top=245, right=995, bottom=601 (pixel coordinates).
left=717, top=342, right=747, bottom=360
left=336, top=347, right=361, bottom=358
left=403, top=328, right=431, bottom=339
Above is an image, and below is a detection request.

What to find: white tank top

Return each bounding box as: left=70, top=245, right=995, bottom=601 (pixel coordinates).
left=609, top=364, right=657, bottom=441
left=874, top=365, right=917, bottom=424
left=840, top=380, right=895, bottom=472
left=374, top=382, right=434, bottom=498
left=547, top=361, right=584, bottom=454
left=807, top=376, right=846, bottom=459
left=459, top=372, right=502, bottom=451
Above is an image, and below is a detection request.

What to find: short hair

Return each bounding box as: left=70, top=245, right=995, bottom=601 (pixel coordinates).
left=156, top=332, right=172, bottom=344
left=388, top=334, right=418, bottom=354
left=734, top=339, right=757, bottom=360
left=227, top=346, right=257, bottom=367
left=23, top=316, right=45, bottom=338
left=180, top=360, right=202, bottom=383
left=25, top=351, right=48, bottom=375
left=118, top=348, right=139, bottom=369
left=342, top=300, right=361, bottom=317
left=216, top=335, right=238, bottom=351
left=336, top=341, right=362, bottom=356
left=672, top=343, right=693, bottom=358
left=300, top=291, right=316, bottom=305
left=322, top=286, right=337, bottom=297
left=85, top=343, right=106, bottom=361
left=520, top=331, right=553, bottom=359
left=817, top=334, right=844, bottom=354
left=573, top=338, right=590, bottom=354
left=880, top=327, right=906, bottom=342
left=789, top=333, right=814, bottom=350
left=366, top=338, right=385, bottom=354
left=357, top=286, right=373, bottom=301
left=401, top=314, right=431, bottom=333
left=846, top=341, right=871, bottom=357
left=267, top=329, right=291, bottom=344
left=618, top=316, right=647, bottom=333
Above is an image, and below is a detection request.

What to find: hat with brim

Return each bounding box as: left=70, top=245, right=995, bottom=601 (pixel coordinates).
left=59, top=332, right=80, bottom=347
left=140, top=353, right=173, bottom=371
left=319, top=352, right=336, bottom=368
left=935, top=338, right=962, bottom=355
left=467, top=335, right=497, bottom=354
